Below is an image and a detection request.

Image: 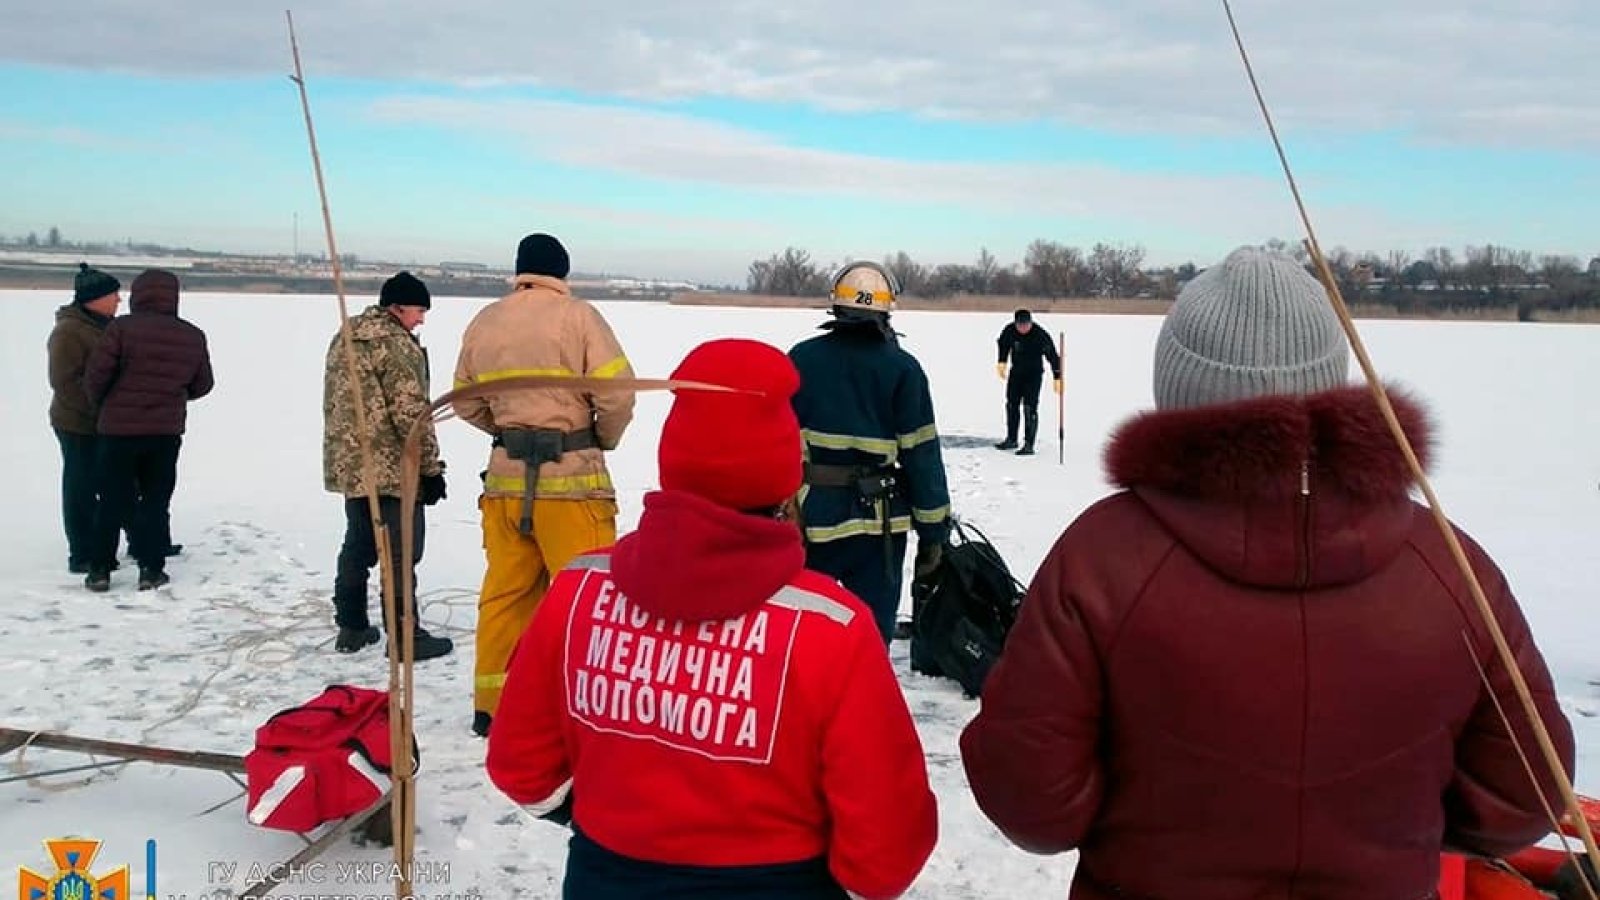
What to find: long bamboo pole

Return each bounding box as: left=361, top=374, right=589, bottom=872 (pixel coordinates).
left=1219, top=2, right=1597, bottom=890
left=285, top=12, right=416, bottom=897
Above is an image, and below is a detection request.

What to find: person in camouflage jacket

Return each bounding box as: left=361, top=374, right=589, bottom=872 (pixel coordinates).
left=321, top=271, right=452, bottom=660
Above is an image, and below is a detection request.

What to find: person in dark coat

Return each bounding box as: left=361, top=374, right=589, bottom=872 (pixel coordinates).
left=994, top=308, right=1061, bottom=455
left=960, top=246, right=1574, bottom=900
left=48, top=264, right=123, bottom=574
left=83, top=268, right=214, bottom=591
left=789, top=261, right=952, bottom=644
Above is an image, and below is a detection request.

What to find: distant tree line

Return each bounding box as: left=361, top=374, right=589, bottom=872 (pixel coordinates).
left=747, top=240, right=1600, bottom=314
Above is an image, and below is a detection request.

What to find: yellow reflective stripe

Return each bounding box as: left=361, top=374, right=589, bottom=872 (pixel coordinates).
left=484, top=472, right=615, bottom=494
left=476, top=672, right=507, bottom=690
left=830, top=285, right=894, bottom=311
left=897, top=423, right=938, bottom=449
left=475, top=366, right=578, bottom=382
left=588, top=355, right=630, bottom=379
left=912, top=504, right=950, bottom=524
left=804, top=515, right=912, bottom=543
left=800, top=429, right=898, bottom=459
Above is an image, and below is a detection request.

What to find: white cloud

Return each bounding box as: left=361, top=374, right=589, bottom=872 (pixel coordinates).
left=363, top=94, right=1453, bottom=267
left=2, top=0, right=1595, bottom=148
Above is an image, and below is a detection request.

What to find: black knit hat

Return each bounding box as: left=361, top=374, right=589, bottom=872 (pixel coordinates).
left=1014, top=308, right=1032, bottom=324
left=379, top=271, right=431, bottom=309
left=74, top=263, right=121, bottom=304
left=515, top=233, right=570, bottom=279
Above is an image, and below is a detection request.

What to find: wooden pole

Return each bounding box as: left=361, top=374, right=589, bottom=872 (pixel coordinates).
left=285, top=12, right=416, bottom=898
left=1057, top=330, right=1065, bottom=465
left=1220, top=2, right=1598, bottom=890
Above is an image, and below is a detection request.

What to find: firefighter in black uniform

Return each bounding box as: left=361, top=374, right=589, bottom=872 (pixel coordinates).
left=789, top=261, right=952, bottom=645
left=994, top=308, right=1061, bottom=456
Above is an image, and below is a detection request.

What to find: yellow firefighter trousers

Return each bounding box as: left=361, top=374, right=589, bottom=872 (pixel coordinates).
left=474, top=494, right=617, bottom=716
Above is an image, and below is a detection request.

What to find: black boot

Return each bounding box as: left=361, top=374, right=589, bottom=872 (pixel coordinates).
left=390, top=628, right=454, bottom=662
left=1017, top=407, right=1039, bottom=456
left=997, top=403, right=1020, bottom=449
left=137, top=567, right=170, bottom=591
left=335, top=626, right=382, bottom=653
left=85, top=567, right=111, bottom=592
left=472, top=711, right=492, bottom=738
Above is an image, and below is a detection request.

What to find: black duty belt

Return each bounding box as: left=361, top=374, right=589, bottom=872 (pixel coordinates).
left=802, top=462, right=902, bottom=577
left=496, top=427, right=599, bottom=535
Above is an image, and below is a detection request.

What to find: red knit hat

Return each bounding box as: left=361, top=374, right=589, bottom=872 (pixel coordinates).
left=659, top=339, right=802, bottom=511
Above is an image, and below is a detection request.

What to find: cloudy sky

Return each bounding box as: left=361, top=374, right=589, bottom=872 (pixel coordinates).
left=1, top=1, right=1594, bottom=283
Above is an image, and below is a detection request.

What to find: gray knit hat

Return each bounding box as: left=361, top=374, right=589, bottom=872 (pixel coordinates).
left=1153, top=245, right=1349, bottom=410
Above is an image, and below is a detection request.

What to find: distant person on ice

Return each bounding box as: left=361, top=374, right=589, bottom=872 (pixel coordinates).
left=453, top=232, right=635, bottom=738
left=82, top=268, right=214, bottom=592
left=487, top=338, right=937, bottom=900
left=322, top=270, right=453, bottom=661
left=48, top=263, right=122, bottom=576
left=993, top=308, right=1060, bottom=456
left=961, top=246, right=1574, bottom=899
left=789, top=261, right=952, bottom=645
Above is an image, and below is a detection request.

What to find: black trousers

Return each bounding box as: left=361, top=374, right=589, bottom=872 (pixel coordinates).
left=92, top=435, right=180, bottom=570
left=805, top=532, right=909, bottom=645
left=56, top=430, right=103, bottom=566
left=1005, top=370, right=1043, bottom=446
left=333, top=496, right=425, bottom=631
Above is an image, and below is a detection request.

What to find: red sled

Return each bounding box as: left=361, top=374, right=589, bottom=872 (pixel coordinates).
left=1441, top=794, right=1600, bottom=900
left=244, top=685, right=413, bottom=832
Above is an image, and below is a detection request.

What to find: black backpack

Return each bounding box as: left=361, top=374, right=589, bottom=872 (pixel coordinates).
left=910, top=518, right=1026, bottom=698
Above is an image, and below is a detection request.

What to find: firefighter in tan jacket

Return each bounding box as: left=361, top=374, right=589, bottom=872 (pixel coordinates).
left=452, top=233, right=635, bottom=736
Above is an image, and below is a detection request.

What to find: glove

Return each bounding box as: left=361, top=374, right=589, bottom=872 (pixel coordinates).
left=420, top=472, right=448, bottom=506
left=996, top=363, right=1008, bottom=380
left=913, top=541, right=944, bottom=583
left=1053, top=377, right=1063, bottom=395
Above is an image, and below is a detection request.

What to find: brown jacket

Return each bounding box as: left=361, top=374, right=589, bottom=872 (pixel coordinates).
left=452, top=275, right=634, bottom=500
left=47, top=303, right=113, bottom=434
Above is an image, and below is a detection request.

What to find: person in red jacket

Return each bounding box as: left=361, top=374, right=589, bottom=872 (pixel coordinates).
left=960, top=245, right=1574, bottom=900
left=487, top=338, right=937, bottom=900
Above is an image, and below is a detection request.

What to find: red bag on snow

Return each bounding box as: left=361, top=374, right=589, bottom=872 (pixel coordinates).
left=244, top=685, right=413, bottom=832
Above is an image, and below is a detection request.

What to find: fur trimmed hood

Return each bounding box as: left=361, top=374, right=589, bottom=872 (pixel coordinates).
left=1106, top=386, right=1432, bottom=501
left=1102, top=386, right=1433, bottom=588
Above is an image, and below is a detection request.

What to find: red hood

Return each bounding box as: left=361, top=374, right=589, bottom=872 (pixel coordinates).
left=1104, top=386, right=1433, bottom=589
left=610, top=489, right=806, bottom=623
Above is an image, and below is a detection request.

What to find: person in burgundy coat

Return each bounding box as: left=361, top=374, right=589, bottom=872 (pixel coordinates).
left=83, top=268, right=213, bottom=592
left=960, top=246, right=1574, bottom=900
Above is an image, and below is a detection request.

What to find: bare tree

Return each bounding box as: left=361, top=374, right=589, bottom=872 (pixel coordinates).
left=882, top=251, right=930, bottom=298
left=1263, top=237, right=1310, bottom=263
left=1539, top=254, right=1581, bottom=285
left=747, top=247, right=827, bottom=296
left=974, top=247, right=999, bottom=294
left=927, top=264, right=975, bottom=298
left=1424, top=246, right=1457, bottom=289
left=1024, top=240, right=1085, bottom=298
left=1086, top=242, right=1148, bottom=297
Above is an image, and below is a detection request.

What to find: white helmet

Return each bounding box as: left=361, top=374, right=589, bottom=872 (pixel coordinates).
left=829, top=261, right=899, bottom=315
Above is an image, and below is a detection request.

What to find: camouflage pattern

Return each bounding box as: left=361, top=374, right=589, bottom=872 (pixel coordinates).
left=323, top=305, right=442, bottom=497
